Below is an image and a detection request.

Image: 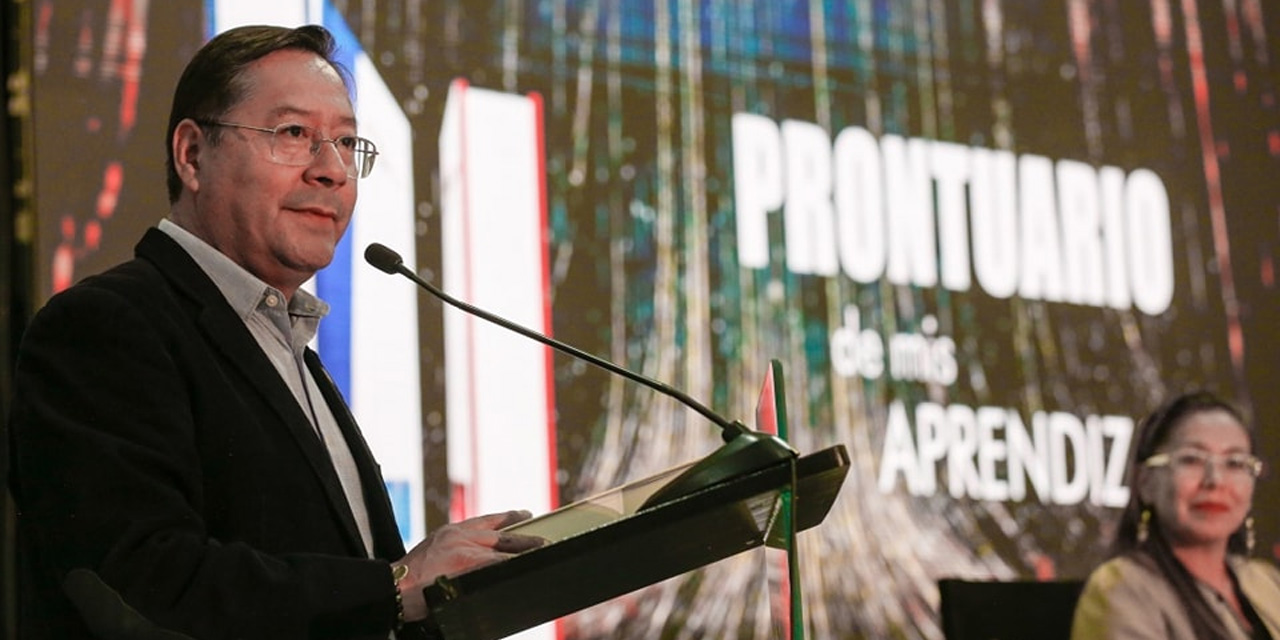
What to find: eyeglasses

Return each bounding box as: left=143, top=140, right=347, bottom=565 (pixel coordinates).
left=200, top=120, right=378, bottom=179
left=1143, top=449, right=1263, bottom=481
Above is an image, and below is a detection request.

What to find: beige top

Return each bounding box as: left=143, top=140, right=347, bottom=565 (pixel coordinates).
left=1072, top=554, right=1280, bottom=639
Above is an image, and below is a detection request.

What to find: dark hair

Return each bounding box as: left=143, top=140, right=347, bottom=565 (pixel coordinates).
left=1112, top=390, right=1254, bottom=640
left=164, top=24, right=349, bottom=203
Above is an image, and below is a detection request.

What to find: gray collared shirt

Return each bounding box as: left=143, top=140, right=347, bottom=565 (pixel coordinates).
left=158, top=218, right=374, bottom=557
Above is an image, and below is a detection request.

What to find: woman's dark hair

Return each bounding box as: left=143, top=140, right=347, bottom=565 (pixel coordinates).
left=163, top=25, right=349, bottom=203
left=1112, top=390, right=1255, bottom=640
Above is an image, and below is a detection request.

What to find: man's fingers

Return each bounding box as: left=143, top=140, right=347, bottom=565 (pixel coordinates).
left=492, top=509, right=534, bottom=529
left=459, top=509, right=534, bottom=530
left=399, top=511, right=547, bottom=586
left=494, top=532, right=546, bottom=554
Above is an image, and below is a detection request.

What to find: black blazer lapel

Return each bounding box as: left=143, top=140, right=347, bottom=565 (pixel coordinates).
left=135, top=228, right=369, bottom=557
left=304, top=349, right=408, bottom=560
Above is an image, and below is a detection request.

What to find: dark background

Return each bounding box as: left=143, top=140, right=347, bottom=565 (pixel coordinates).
left=4, top=1, right=1279, bottom=637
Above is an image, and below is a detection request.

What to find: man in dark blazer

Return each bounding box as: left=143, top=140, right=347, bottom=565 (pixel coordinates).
left=8, top=24, right=541, bottom=639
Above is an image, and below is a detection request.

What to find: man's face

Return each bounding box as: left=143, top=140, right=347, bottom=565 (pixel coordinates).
left=184, top=48, right=358, bottom=295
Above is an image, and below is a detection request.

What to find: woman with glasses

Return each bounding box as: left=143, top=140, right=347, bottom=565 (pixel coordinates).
left=1072, top=391, right=1280, bottom=639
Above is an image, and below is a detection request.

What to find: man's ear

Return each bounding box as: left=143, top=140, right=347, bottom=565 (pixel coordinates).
left=172, top=119, right=204, bottom=193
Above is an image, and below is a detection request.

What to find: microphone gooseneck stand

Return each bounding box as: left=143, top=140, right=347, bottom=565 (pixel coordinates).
left=362, top=242, right=797, bottom=509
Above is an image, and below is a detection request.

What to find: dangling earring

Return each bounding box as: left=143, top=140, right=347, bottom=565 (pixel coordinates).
left=1138, top=507, right=1151, bottom=544
left=1246, top=515, right=1255, bottom=555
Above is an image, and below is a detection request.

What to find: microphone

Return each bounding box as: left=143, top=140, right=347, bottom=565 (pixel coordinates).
left=364, top=242, right=796, bottom=508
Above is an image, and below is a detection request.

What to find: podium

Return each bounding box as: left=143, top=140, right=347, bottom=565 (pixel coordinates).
left=423, top=369, right=849, bottom=640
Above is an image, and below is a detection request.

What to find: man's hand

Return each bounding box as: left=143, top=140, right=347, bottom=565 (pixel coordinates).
left=393, top=510, right=545, bottom=622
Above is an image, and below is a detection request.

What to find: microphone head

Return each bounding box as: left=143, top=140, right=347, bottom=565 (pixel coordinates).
left=364, top=242, right=405, bottom=274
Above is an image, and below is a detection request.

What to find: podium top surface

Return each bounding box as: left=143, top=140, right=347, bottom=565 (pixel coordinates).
left=424, top=443, right=850, bottom=640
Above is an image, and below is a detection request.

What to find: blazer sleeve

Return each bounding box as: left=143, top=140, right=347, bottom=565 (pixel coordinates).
left=10, top=280, right=398, bottom=639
